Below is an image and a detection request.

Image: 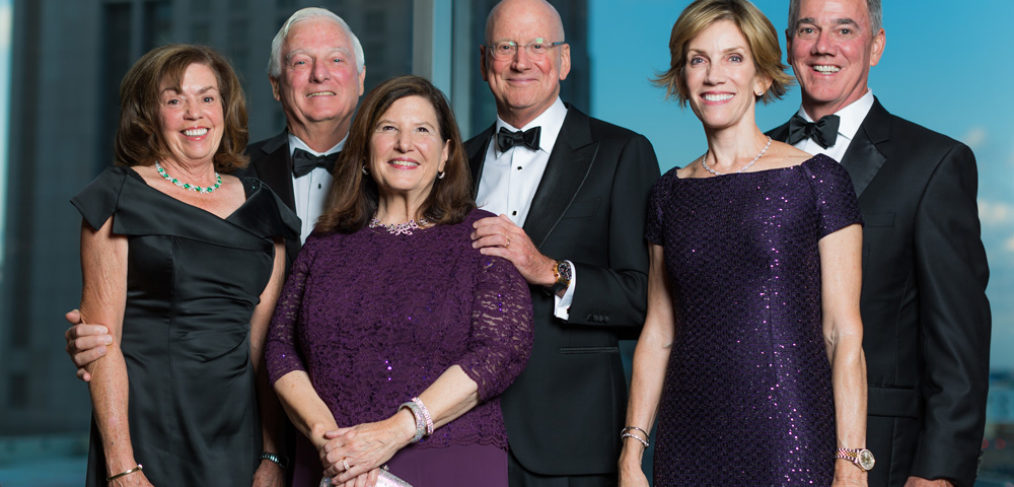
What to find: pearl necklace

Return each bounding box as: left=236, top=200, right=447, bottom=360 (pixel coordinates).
left=369, top=216, right=431, bottom=236
left=700, top=136, right=773, bottom=176
left=156, top=161, right=222, bottom=194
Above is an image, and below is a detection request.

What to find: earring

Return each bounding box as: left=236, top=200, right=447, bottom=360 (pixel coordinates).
left=362, top=166, right=369, bottom=176
left=437, top=171, right=446, bottom=180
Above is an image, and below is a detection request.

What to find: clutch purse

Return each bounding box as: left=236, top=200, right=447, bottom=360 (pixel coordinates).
left=319, top=468, right=412, bottom=487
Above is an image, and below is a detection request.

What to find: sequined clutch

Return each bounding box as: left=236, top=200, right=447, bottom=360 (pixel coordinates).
left=319, top=469, right=412, bottom=487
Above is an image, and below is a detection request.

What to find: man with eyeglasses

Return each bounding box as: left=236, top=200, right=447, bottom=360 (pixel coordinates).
left=465, top=0, right=660, bottom=485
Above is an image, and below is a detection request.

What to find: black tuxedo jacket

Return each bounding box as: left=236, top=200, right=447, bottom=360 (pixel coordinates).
left=465, top=107, right=659, bottom=476
left=241, top=131, right=302, bottom=269
left=770, top=99, right=991, bottom=487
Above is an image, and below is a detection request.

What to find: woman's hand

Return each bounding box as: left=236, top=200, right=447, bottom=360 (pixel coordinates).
left=325, top=468, right=381, bottom=487
left=619, top=466, right=650, bottom=487
left=251, top=458, right=286, bottom=487
left=320, top=409, right=416, bottom=482
left=832, top=461, right=868, bottom=487
left=108, top=470, right=154, bottom=487
left=618, top=445, right=649, bottom=487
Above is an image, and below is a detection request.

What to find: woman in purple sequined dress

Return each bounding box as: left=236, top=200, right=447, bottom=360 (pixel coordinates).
left=619, top=1, right=868, bottom=486
left=265, top=75, right=533, bottom=487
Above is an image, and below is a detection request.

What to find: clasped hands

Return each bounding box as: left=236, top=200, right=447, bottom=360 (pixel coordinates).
left=316, top=408, right=417, bottom=487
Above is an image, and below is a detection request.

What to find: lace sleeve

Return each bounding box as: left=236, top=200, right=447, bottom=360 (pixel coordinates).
left=264, top=238, right=315, bottom=384
left=456, top=255, right=534, bottom=402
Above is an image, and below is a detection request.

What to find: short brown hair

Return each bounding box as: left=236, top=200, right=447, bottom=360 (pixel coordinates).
left=316, top=75, right=474, bottom=234
left=655, top=0, right=793, bottom=106
left=115, top=44, right=248, bottom=173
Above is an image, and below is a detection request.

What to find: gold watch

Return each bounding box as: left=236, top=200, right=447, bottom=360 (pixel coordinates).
left=835, top=447, right=875, bottom=471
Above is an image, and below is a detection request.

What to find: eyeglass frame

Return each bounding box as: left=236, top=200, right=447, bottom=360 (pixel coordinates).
left=484, top=38, right=567, bottom=60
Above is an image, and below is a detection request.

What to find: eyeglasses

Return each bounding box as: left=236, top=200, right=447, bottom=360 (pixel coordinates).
left=486, top=38, right=565, bottom=60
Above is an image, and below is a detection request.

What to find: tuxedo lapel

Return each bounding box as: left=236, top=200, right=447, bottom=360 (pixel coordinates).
left=524, top=108, right=597, bottom=248
left=251, top=132, right=296, bottom=210
left=466, top=125, right=495, bottom=196
left=840, top=99, right=890, bottom=196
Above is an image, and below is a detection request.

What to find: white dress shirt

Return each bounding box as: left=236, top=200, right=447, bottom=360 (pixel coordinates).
left=792, top=89, right=875, bottom=162
left=476, top=98, right=576, bottom=319
left=288, top=133, right=346, bottom=243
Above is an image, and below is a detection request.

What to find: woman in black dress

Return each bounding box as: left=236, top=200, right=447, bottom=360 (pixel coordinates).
left=74, top=44, right=296, bottom=487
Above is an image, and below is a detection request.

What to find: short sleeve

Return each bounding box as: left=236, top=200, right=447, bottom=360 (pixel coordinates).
left=803, top=155, right=864, bottom=237
left=234, top=177, right=300, bottom=242
left=70, top=166, right=129, bottom=230
left=644, top=169, right=675, bottom=245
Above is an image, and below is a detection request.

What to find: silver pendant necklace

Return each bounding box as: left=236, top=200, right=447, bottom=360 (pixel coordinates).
left=700, top=136, right=773, bottom=176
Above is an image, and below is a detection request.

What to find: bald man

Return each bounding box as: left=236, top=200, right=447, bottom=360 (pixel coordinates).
left=466, top=1, right=660, bottom=485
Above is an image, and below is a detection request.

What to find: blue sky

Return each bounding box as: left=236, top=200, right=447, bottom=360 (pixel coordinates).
left=588, top=0, right=1014, bottom=369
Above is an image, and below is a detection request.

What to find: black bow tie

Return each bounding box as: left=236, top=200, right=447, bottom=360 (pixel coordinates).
left=787, top=114, right=841, bottom=149
left=291, top=148, right=340, bottom=177
left=496, top=126, right=541, bottom=152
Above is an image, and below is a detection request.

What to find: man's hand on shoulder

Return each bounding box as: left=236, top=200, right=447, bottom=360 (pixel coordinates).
left=471, top=214, right=556, bottom=288
left=64, top=309, right=112, bottom=382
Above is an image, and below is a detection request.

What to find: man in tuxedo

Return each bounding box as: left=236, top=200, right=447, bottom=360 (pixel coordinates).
left=767, top=1, right=990, bottom=485
left=243, top=7, right=365, bottom=247
left=466, top=0, right=659, bottom=484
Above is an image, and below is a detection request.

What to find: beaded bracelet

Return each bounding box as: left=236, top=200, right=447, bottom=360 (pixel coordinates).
left=399, top=401, right=427, bottom=442
left=411, top=397, right=435, bottom=436
left=260, top=451, right=287, bottom=469
left=621, top=432, right=649, bottom=448
left=106, top=463, right=143, bottom=482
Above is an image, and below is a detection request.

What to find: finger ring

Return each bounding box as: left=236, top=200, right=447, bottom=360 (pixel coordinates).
left=342, top=458, right=351, bottom=471
left=504, top=235, right=511, bottom=248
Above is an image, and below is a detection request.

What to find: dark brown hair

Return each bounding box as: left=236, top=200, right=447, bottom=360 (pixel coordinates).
left=114, top=44, right=248, bottom=172
left=654, top=0, right=793, bottom=106
left=316, top=75, right=474, bottom=234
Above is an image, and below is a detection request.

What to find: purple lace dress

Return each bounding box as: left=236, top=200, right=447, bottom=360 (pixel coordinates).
left=265, top=208, right=533, bottom=487
left=645, top=155, right=862, bottom=485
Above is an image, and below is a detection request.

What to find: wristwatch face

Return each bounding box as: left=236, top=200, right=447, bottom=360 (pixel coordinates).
left=558, top=260, right=573, bottom=282
left=857, top=449, right=875, bottom=471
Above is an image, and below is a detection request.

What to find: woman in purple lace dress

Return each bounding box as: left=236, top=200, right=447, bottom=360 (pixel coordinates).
left=264, top=75, right=533, bottom=487
left=619, top=1, right=868, bottom=486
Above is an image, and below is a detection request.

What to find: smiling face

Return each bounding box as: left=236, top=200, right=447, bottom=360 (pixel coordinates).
left=481, top=0, right=570, bottom=128
left=158, top=63, right=224, bottom=167
left=787, top=0, right=885, bottom=119
left=684, top=19, right=770, bottom=132
left=368, top=95, right=450, bottom=206
left=270, top=17, right=365, bottom=140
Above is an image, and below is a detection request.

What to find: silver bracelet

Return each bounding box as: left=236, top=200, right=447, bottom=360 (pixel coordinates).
left=621, top=432, right=649, bottom=448
left=398, top=401, right=426, bottom=442
left=621, top=425, right=650, bottom=439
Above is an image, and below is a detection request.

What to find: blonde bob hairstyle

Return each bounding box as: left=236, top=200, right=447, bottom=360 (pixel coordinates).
left=654, top=0, right=793, bottom=106
left=115, top=44, right=249, bottom=173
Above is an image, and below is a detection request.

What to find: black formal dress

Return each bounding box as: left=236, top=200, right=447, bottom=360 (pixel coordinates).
left=769, top=99, right=991, bottom=487
left=73, top=166, right=298, bottom=487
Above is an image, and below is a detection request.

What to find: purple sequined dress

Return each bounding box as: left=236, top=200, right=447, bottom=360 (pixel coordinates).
left=265, top=208, right=533, bottom=487
left=645, top=155, right=862, bottom=486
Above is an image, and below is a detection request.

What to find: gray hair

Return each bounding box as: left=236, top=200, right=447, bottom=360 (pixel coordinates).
left=267, top=7, right=365, bottom=78
left=787, top=0, right=882, bottom=38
